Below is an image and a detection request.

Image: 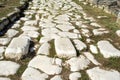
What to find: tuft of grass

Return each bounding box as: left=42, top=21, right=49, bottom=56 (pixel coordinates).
left=79, top=71, right=90, bottom=80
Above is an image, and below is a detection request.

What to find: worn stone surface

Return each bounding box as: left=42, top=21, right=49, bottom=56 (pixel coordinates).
left=97, top=40, right=120, bottom=58
left=0, top=61, right=20, bottom=76
left=22, top=67, right=48, bottom=80
left=28, top=55, right=62, bottom=75
left=55, top=38, right=76, bottom=58
left=66, top=55, right=90, bottom=71
left=5, top=36, right=30, bottom=60
left=87, top=67, right=120, bottom=80
left=69, top=72, right=81, bottom=80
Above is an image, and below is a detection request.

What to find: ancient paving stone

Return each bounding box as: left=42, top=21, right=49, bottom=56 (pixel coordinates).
left=66, top=55, right=90, bottom=71
left=39, top=37, right=53, bottom=44
left=0, top=47, right=5, bottom=59
left=0, top=61, right=20, bottom=76
left=21, top=31, right=39, bottom=38
left=12, top=24, right=21, bottom=29
left=41, top=28, right=60, bottom=37
left=55, top=38, right=76, bottom=58
left=24, top=20, right=38, bottom=26
left=56, top=24, right=75, bottom=32
left=83, top=52, right=101, bottom=65
left=28, top=55, right=62, bottom=75
left=58, top=32, right=81, bottom=39
left=87, top=67, right=120, bottom=80
left=6, top=29, right=19, bottom=38
left=22, top=67, right=48, bottom=80
left=0, top=77, right=11, bottom=80
left=0, top=38, right=11, bottom=46
left=69, top=72, right=81, bottom=80
left=90, top=22, right=101, bottom=27
left=93, top=28, right=109, bottom=36
left=39, top=21, right=56, bottom=28
left=54, top=14, right=70, bottom=21
left=5, top=36, right=30, bottom=60
left=37, top=42, right=51, bottom=55
left=21, top=26, right=39, bottom=31
left=90, top=45, right=98, bottom=54
left=73, top=39, right=87, bottom=51
left=50, top=75, right=62, bottom=80
left=97, top=40, right=120, bottom=58
left=81, top=28, right=91, bottom=37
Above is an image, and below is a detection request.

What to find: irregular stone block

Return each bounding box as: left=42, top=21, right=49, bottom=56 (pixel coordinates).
left=0, top=61, right=20, bottom=76
left=87, top=67, right=120, bottom=80
left=5, top=36, right=30, bottom=60
left=55, top=38, right=77, bottom=58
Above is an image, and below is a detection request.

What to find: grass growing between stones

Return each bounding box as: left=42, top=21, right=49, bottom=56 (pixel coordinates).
left=79, top=71, right=90, bottom=80
left=93, top=53, right=120, bottom=72
left=0, top=0, right=20, bottom=18
left=73, top=0, right=120, bottom=32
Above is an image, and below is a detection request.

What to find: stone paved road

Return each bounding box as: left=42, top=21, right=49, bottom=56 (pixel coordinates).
left=0, top=0, right=120, bottom=80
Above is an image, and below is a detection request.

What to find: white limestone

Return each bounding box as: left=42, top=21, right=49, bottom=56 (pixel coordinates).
left=6, top=29, right=19, bottom=37
left=90, top=45, right=98, bottom=54
left=87, top=67, right=120, bottom=80
left=0, top=77, right=11, bottom=80
left=0, top=38, right=11, bottom=45
left=55, top=38, right=76, bottom=58
left=0, top=61, right=20, bottom=76
left=42, top=28, right=60, bottom=37
left=54, top=14, right=70, bottom=21
left=84, top=52, right=101, bottom=65
left=116, top=30, right=120, bottom=37
left=37, top=42, right=51, bottom=55
left=66, top=55, right=90, bottom=71
left=24, top=20, right=38, bottom=26
left=50, top=75, right=62, bottom=80
left=58, top=32, right=81, bottom=39
left=22, top=67, right=48, bottom=80
left=28, top=55, right=62, bottom=75
left=56, top=24, right=75, bottom=31
left=40, top=21, right=56, bottom=28
left=0, top=47, right=5, bottom=59
left=5, top=36, right=30, bottom=60
left=21, top=31, right=39, bottom=38
left=97, top=40, right=120, bottom=58
left=93, top=28, right=109, bottom=36
left=90, top=23, right=101, bottom=27
left=12, top=24, right=20, bottom=29
left=69, top=72, right=81, bottom=80
left=73, top=39, right=87, bottom=51
left=21, top=26, right=39, bottom=31
left=39, top=37, right=52, bottom=44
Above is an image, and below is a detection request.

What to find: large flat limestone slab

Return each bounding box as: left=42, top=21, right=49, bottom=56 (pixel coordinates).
left=22, top=67, right=48, bottom=80
left=5, top=36, right=30, bottom=60
left=0, top=61, right=20, bottom=76
left=55, top=38, right=77, bottom=58
left=28, top=55, right=62, bottom=75
left=87, top=67, right=120, bottom=80
left=97, top=40, right=120, bottom=58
